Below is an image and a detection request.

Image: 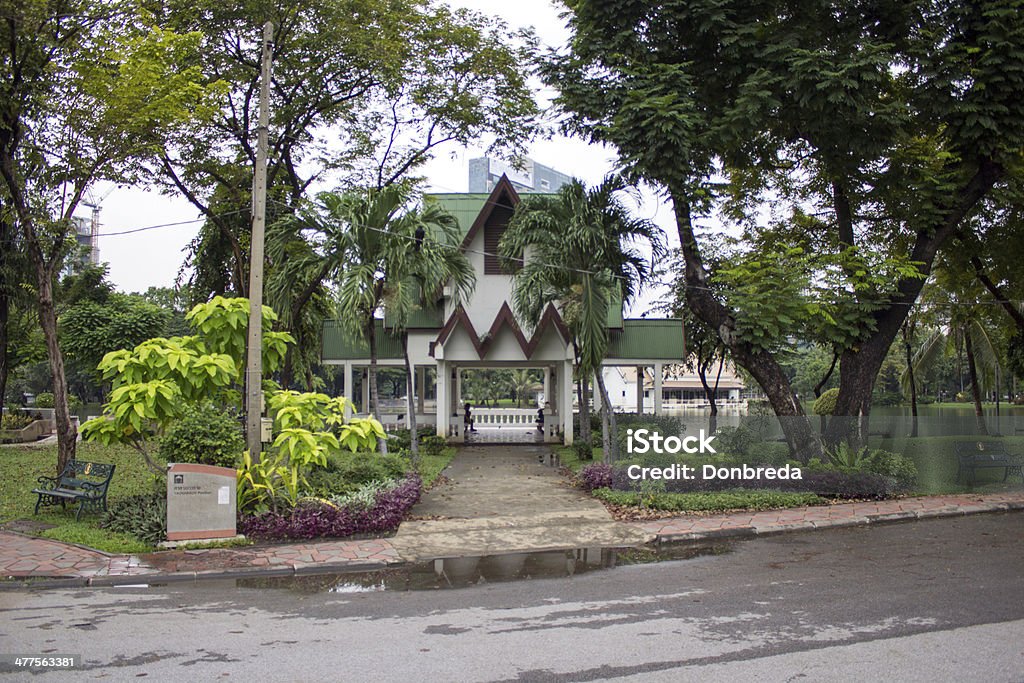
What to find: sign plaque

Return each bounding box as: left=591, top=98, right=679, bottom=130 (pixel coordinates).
left=166, top=463, right=237, bottom=541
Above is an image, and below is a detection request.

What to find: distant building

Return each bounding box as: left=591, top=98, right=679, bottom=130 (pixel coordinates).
left=468, top=156, right=572, bottom=194
left=63, top=215, right=99, bottom=275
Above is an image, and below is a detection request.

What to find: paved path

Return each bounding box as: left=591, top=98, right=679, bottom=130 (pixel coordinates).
left=390, top=445, right=653, bottom=559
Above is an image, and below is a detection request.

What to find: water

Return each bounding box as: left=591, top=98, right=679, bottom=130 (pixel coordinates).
left=231, top=543, right=733, bottom=593
left=662, top=404, right=1024, bottom=440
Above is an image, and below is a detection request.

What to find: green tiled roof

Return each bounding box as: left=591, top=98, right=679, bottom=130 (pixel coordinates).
left=606, top=319, right=685, bottom=360
left=322, top=319, right=403, bottom=361
left=425, top=194, right=491, bottom=240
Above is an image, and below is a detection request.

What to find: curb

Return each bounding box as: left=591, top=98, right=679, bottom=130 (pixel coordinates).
left=652, top=502, right=1023, bottom=544
left=0, top=559, right=400, bottom=591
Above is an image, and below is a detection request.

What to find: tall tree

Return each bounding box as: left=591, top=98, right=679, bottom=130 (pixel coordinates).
left=543, top=0, right=1024, bottom=454
left=0, top=1, right=217, bottom=472
left=501, top=176, right=662, bottom=463
left=162, top=0, right=536, bottom=361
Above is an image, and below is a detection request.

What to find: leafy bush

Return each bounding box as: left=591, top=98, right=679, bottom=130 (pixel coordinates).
left=420, top=435, right=447, bottom=456
left=304, top=451, right=407, bottom=498
left=240, top=475, right=422, bottom=540
left=386, top=426, right=434, bottom=452
left=329, top=479, right=392, bottom=510
left=1, top=413, right=34, bottom=430
left=813, top=388, right=839, bottom=416
left=617, top=421, right=667, bottom=455
left=864, top=449, right=917, bottom=491
left=158, top=404, right=244, bottom=468
left=578, top=462, right=613, bottom=491
left=592, top=488, right=823, bottom=512
left=572, top=439, right=594, bottom=461
left=67, top=395, right=83, bottom=412
left=34, top=392, right=54, bottom=408
left=101, top=493, right=167, bottom=545
left=826, top=442, right=870, bottom=469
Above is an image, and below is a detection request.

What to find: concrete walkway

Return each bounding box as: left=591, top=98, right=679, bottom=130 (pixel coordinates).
left=391, top=445, right=653, bottom=559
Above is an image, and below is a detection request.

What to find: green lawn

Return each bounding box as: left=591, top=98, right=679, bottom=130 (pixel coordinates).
left=0, top=442, right=164, bottom=524
left=417, top=447, right=455, bottom=488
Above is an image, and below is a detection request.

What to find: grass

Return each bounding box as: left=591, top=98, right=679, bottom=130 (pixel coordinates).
left=0, top=442, right=164, bottom=523
left=556, top=445, right=604, bottom=473
left=0, top=442, right=165, bottom=553
left=416, top=447, right=455, bottom=488
left=593, top=488, right=824, bottom=513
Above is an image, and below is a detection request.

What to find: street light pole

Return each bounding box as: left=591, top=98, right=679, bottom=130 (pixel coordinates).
left=245, top=21, right=274, bottom=459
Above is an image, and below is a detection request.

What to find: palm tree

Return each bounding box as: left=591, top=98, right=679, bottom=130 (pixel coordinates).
left=283, top=183, right=474, bottom=456
left=509, top=369, right=543, bottom=408
left=500, top=176, right=663, bottom=463
left=905, top=263, right=1002, bottom=436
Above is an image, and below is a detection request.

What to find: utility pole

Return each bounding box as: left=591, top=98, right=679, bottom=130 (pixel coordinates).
left=245, top=21, right=273, bottom=459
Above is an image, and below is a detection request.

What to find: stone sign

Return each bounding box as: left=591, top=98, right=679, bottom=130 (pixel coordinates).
left=166, top=463, right=237, bottom=541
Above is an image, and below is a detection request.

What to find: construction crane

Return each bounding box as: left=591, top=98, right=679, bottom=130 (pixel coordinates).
left=81, top=187, right=114, bottom=264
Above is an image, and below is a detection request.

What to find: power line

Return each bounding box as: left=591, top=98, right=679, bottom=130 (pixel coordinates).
left=93, top=209, right=249, bottom=237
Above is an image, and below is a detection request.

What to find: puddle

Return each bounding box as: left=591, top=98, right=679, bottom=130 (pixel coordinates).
left=234, top=542, right=734, bottom=594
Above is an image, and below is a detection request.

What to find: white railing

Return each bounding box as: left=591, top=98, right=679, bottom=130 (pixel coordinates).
left=471, top=408, right=541, bottom=428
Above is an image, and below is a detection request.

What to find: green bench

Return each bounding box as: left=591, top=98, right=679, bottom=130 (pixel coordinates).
left=32, top=459, right=116, bottom=521
left=954, top=441, right=1023, bottom=485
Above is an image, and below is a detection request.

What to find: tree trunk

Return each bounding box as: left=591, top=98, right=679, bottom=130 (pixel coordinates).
left=366, top=318, right=387, bottom=453
left=402, top=333, right=418, bottom=463
left=813, top=353, right=838, bottom=435
left=580, top=376, right=592, bottom=447
left=903, top=334, right=919, bottom=438
left=37, top=266, right=77, bottom=474
left=964, top=331, right=989, bottom=436
left=0, top=270, right=8, bottom=416
left=697, top=358, right=719, bottom=434
left=593, top=369, right=618, bottom=463
left=672, top=195, right=821, bottom=462
left=823, top=160, right=1002, bottom=447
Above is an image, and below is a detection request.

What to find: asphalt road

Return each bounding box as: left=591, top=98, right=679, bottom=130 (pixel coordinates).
left=1, top=513, right=1023, bottom=682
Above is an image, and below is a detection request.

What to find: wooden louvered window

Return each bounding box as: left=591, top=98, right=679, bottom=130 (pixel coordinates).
left=483, top=205, right=517, bottom=274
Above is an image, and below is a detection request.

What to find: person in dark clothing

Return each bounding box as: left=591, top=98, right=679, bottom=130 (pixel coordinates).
left=464, top=402, right=476, bottom=432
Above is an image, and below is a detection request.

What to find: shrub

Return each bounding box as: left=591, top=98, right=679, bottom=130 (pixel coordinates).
left=158, top=404, right=244, bottom=468
left=592, top=488, right=823, bottom=512
left=67, top=395, right=83, bottom=412
left=102, top=493, right=167, bottom=545
left=1, top=413, right=34, bottom=430
left=420, top=435, right=447, bottom=456
left=304, top=451, right=407, bottom=497
left=34, top=392, right=54, bottom=408
left=617, top=421, right=669, bottom=455
left=864, top=449, right=918, bottom=491
left=578, top=462, right=613, bottom=491
left=813, top=388, right=839, bottom=416
left=240, top=475, right=422, bottom=540
left=572, top=440, right=594, bottom=461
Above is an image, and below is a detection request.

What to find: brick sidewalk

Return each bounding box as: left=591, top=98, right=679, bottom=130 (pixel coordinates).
left=2, top=492, right=1022, bottom=587
left=635, top=492, right=1024, bottom=542
left=0, top=532, right=400, bottom=585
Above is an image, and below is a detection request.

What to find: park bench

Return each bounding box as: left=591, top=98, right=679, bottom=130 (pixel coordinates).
left=32, top=459, right=116, bottom=520
left=954, top=441, right=1023, bottom=485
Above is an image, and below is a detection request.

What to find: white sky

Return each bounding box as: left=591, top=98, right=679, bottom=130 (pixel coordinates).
left=88, top=0, right=676, bottom=312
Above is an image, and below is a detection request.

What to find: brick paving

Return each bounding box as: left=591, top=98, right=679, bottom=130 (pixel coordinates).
left=636, top=492, right=1024, bottom=542
left=2, top=492, right=1022, bottom=586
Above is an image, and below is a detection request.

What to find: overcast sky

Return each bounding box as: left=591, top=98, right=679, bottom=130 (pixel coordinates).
left=88, top=0, right=675, bottom=312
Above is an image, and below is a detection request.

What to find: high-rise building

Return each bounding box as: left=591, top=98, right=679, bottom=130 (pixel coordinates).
left=64, top=215, right=99, bottom=275
left=468, top=156, right=572, bottom=194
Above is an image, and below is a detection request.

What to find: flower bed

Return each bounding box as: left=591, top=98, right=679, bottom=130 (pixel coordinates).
left=239, top=475, right=422, bottom=541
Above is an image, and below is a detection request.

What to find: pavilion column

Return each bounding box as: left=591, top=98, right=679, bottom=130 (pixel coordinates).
left=562, top=359, right=574, bottom=445
left=436, top=360, right=448, bottom=437
left=343, top=362, right=354, bottom=418
left=654, top=362, right=663, bottom=415
left=455, top=367, right=462, bottom=409
left=416, top=366, right=426, bottom=415
left=636, top=366, right=644, bottom=415
left=361, top=367, right=370, bottom=414
left=543, top=366, right=551, bottom=407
